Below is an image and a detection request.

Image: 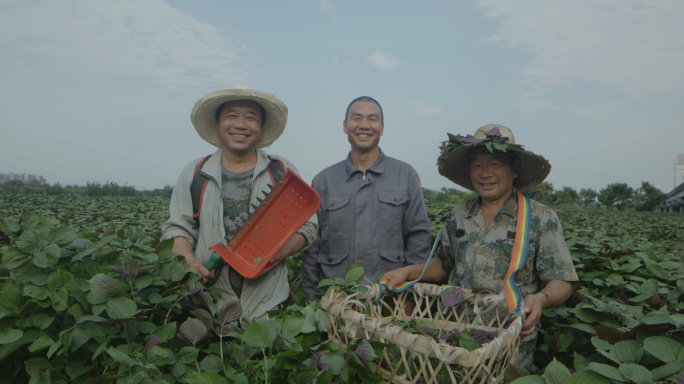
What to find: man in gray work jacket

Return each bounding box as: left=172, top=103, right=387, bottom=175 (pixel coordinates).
left=302, top=96, right=431, bottom=302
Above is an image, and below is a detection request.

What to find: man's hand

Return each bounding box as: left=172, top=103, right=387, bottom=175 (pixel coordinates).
left=173, top=236, right=214, bottom=284
left=382, top=266, right=414, bottom=290
left=256, top=233, right=306, bottom=277
left=521, top=293, right=544, bottom=336
left=520, top=280, right=573, bottom=336
left=184, top=256, right=215, bottom=284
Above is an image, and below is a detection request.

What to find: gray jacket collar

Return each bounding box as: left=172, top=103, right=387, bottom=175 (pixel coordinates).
left=344, top=147, right=386, bottom=181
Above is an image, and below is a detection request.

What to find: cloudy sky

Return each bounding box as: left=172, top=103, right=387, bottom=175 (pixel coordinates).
left=1, top=0, right=683, bottom=192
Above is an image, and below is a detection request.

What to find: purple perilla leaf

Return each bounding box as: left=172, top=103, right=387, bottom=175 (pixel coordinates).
left=442, top=288, right=463, bottom=307
left=218, top=300, right=243, bottom=327
left=355, top=339, right=377, bottom=363
left=459, top=134, right=483, bottom=144
left=311, top=350, right=331, bottom=370
left=178, top=318, right=207, bottom=347
left=191, top=308, right=214, bottom=331
left=471, top=329, right=494, bottom=346
left=186, top=287, right=210, bottom=310
left=141, top=336, right=159, bottom=356
left=484, top=126, right=502, bottom=137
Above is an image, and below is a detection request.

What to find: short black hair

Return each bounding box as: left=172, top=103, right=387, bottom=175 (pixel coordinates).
left=344, top=96, right=384, bottom=123
left=215, top=100, right=267, bottom=126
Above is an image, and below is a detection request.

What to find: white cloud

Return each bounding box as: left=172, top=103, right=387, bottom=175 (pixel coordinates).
left=0, top=0, right=247, bottom=87
left=318, top=1, right=335, bottom=14
left=409, top=101, right=443, bottom=116
left=333, top=57, right=339, bottom=62
left=366, top=49, right=400, bottom=69
left=478, top=0, right=684, bottom=112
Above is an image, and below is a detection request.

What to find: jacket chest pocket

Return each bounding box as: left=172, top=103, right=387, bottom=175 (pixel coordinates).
left=377, top=191, right=408, bottom=235
left=321, top=195, right=350, bottom=240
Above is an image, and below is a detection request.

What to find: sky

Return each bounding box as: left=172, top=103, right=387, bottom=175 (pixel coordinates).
left=1, top=0, right=683, bottom=193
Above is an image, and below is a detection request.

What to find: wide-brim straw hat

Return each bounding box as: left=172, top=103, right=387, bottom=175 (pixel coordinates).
left=191, top=85, right=288, bottom=149
left=437, top=124, right=551, bottom=193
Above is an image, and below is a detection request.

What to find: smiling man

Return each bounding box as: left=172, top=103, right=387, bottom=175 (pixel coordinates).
left=301, top=96, right=431, bottom=302
left=383, top=125, right=578, bottom=371
left=162, top=86, right=317, bottom=320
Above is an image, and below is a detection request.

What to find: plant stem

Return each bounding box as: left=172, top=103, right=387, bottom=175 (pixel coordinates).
left=220, top=333, right=224, bottom=361
left=262, top=347, right=268, bottom=384
left=163, top=296, right=184, bottom=325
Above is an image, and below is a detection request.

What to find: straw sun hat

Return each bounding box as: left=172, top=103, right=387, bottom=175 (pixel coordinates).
left=437, top=124, right=551, bottom=193
left=191, top=85, right=288, bottom=149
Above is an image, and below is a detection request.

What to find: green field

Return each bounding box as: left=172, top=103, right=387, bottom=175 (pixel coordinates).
left=1, top=194, right=684, bottom=383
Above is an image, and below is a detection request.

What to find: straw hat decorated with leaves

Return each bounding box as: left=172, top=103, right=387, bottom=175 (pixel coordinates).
left=191, top=85, right=288, bottom=149
left=437, top=124, right=551, bottom=192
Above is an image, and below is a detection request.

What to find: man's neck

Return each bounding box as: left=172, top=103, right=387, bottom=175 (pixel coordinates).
left=350, top=147, right=380, bottom=173
left=221, top=147, right=258, bottom=174
left=479, top=188, right=513, bottom=228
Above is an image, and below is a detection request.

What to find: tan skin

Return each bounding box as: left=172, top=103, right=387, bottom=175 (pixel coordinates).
left=173, top=100, right=306, bottom=283
left=383, top=151, right=572, bottom=336
left=343, top=100, right=384, bottom=173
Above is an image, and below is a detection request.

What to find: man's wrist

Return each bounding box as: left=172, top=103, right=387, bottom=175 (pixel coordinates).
left=535, top=291, right=549, bottom=308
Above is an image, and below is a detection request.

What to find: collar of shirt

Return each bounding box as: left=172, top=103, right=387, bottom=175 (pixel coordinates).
left=344, top=147, right=387, bottom=181
left=465, top=188, right=519, bottom=218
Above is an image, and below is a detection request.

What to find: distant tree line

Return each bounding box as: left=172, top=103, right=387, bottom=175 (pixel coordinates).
left=0, top=180, right=173, bottom=198
left=423, top=181, right=667, bottom=212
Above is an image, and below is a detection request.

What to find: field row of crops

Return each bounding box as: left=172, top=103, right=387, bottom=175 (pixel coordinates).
left=1, top=194, right=684, bottom=383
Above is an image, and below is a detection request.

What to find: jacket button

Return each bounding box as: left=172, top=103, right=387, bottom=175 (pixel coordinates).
left=328, top=257, right=332, bottom=262
left=396, top=255, right=401, bottom=260
left=394, top=197, right=398, bottom=202
left=330, top=203, right=335, bottom=207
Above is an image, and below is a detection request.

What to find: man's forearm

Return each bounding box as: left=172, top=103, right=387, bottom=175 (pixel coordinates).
left=173, top=236, right=195, bottom=260
left=283, top=233, right=306, bottom=257
left=403, top=258, right=449, bottom=282
left=536, top=280, right=572, bottom=308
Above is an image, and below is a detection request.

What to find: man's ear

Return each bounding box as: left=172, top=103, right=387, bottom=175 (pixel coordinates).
left=512, top=159, right=521, bottom=178
left=379, top=122, right=384, bottom=137
left=343, top=120, right=348, bottom=135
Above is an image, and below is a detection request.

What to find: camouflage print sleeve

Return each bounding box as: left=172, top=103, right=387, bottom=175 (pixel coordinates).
left=437, top=212, right=457, bottom=276
left=535, top=208, right=579, bottom=285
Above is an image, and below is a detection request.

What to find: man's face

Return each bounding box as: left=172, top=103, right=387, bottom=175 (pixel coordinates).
left=469, top=152, right=519, bottom=202
left=215, top=100, right=263, bottom=154
left=343, top=101, right=384, bottom=151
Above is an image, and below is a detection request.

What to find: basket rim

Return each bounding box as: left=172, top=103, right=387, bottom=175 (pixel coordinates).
left=320, top=283, right=523, bottom=366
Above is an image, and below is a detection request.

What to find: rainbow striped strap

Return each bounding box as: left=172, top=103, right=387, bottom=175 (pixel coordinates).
left=373, top=225, right=445, bottom=306
left=503, top=189, right=532, bottom=325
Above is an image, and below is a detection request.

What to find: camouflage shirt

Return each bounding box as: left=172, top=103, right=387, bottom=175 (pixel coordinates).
left=220, top=166, right=254, bottom=298
left=438, top=190, right=578, bottom=297
left=438, top=190, right=578, bottom=369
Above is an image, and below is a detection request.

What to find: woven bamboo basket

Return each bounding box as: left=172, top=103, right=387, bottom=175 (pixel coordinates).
left=320, top=283, right=523, bottom=384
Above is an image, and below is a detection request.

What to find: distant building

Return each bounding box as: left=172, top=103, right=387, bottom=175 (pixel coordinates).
left=0, top=172, right=47, bottom=185
left=655, top=181, right=684, bottom=213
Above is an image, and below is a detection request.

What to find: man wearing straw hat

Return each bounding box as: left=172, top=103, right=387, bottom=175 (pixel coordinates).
left=301, top=96, right=432, bottom=303
left=383, top=125, right=578, bottom=370
left=162, top=86, right=318, bottom=320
